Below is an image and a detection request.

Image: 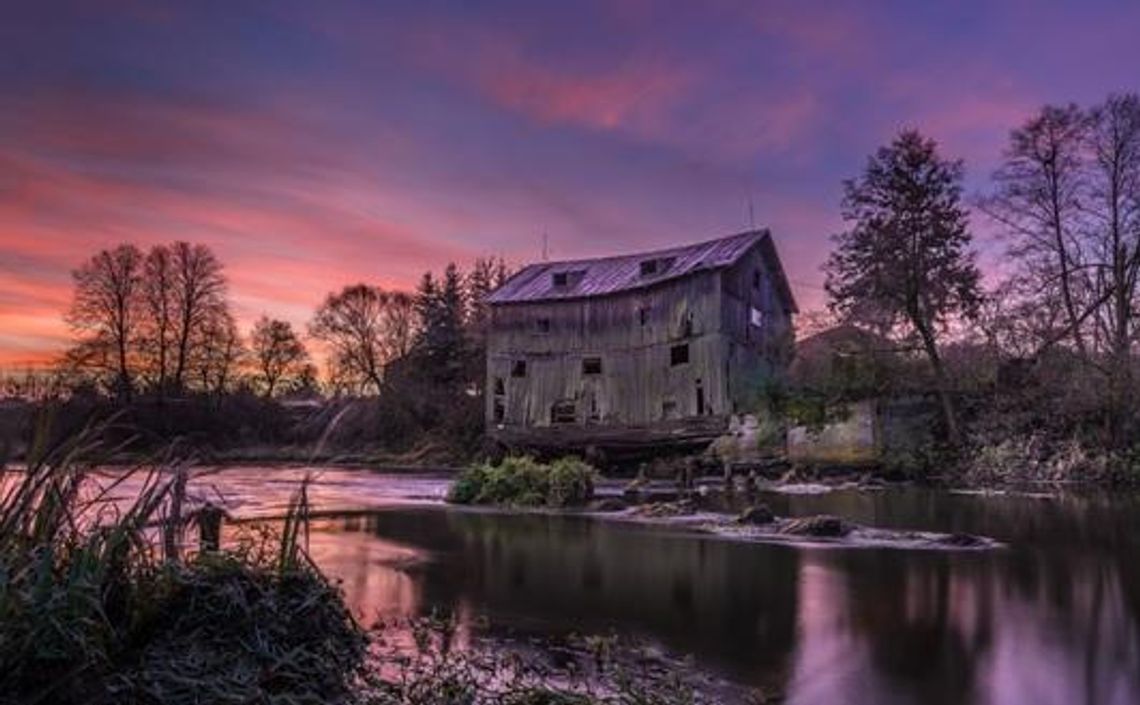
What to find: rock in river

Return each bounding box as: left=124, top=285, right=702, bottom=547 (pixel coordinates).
left=778, top=514, right=854, bottom=538
left=737, top=504, right=775, bottom=525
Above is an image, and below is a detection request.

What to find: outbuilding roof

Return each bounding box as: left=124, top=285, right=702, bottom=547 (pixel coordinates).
left=486, top=229, right=798, bottom=311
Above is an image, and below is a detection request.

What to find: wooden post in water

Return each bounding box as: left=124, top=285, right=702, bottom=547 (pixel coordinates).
left=197, top=502, right=226, bottom=553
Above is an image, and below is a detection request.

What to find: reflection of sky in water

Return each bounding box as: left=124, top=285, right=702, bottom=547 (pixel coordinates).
left=52, top=468, right=1140, bottom=704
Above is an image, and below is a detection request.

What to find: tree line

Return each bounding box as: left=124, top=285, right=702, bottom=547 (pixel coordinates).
left=62, top=241, right=510, bottom=403
left=825, top=92, right=1140, bottom=454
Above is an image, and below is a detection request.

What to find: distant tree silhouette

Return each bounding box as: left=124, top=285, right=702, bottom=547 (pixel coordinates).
left=169, top=242, right=227, bottom=391
left=309, top=284, right=416, bottom=394
left=251, top=316, right=308, bottom=398
left=826, top=130, right=981, bottom=444
left=412, top=264, right=468, bottom=387
left=65, top=244, right=145, bottom=400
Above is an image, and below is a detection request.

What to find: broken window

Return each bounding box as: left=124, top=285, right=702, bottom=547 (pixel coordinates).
left=582, top=357, right=602, bottom=375
left=750, top=307, right=764, bottom=328
left=639, top=257, right=675, bottom=277
left=536, top=317, right=551, bottom=333
left=551, top=400, right=577, bottom=424
left=671, top=344, right=690, bottom=366
left=551, top=269, right=585, bottom=289
left=511, top=360, right=527, bottom=378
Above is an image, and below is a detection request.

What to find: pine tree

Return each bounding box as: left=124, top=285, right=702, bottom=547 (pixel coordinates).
left=825, top=130, right=981, bottom=444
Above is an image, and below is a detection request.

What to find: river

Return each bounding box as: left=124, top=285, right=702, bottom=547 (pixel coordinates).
left=111, top=466, right=1140, bottom=705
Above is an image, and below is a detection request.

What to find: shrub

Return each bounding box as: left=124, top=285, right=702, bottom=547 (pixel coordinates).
left=446, top=456, right=596, bottom=508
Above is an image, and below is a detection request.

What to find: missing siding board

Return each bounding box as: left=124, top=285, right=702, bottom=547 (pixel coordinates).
left=671, top=343, right=690, bottom=366
left=510, top=360, right=527, bottom=378
left=582, top=357, right=602, bottom=375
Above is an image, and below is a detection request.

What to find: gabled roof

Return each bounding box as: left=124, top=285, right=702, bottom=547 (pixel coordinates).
left=487, top=229, right=798, bottom=311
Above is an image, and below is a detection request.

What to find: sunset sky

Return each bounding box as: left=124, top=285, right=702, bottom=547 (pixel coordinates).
left=3, top=1, right=1140, bottom=367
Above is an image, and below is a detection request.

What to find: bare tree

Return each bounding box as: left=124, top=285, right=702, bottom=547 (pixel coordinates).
left=825, top=130, right=981, bottom=444
left=309, top=285, right=416, bottom=394
left=251, top=316, right=308, bottom=397
left=141, top=244, right=176, bottom=395
left=192, top=309, right=244, bottom=394
left=170, top=242, right=227, bottom=391
left=65, top=244, right=145, bottom=400
left=1086, top=94, right=1140, bottom=441
left=982, top=104, right=1094, bottom=358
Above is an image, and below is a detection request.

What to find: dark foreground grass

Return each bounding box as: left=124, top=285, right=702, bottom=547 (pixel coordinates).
left=1, top=420, right=724, bottom=705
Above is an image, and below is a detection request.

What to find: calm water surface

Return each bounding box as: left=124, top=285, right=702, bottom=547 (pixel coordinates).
left=134, top=467, right=1140, bottom=705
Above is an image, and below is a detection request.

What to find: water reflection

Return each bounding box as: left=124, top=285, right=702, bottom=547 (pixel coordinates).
left=306, top=506, right=1140, bottom=705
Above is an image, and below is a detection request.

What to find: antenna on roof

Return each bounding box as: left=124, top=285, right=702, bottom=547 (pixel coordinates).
left=747, top=195, right=756, bottom=230
left=542, top=228, right=549, bottom=261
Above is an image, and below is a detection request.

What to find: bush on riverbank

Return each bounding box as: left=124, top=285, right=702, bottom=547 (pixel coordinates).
left=447, top=456, right=597, bottom=507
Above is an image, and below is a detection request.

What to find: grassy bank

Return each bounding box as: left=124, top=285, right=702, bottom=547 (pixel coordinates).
left=1, top=427, right=720, bottom=704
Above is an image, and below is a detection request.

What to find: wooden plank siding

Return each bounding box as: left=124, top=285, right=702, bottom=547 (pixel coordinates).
left=485, top=232, right=796, bottom=450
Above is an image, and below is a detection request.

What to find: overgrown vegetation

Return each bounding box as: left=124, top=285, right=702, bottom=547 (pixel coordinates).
left=0, top=422, right=367, bottom=705
left=1, top=425, right=714, bottom=704
left=447, top=456, right=597, bottom=508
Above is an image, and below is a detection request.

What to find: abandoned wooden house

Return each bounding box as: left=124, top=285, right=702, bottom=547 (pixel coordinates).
left=484, top=229, right=798, bottom=454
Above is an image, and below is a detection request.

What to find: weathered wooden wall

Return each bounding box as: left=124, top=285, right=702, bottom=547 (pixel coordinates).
left=720, top=246, right=795, bottom=413
left=487, top=270, right=727, bottom=429
left=486, top=239, right=795, bottom=443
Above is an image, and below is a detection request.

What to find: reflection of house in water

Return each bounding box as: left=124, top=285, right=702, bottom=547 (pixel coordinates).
left=484, top=230, right=797, bottom=456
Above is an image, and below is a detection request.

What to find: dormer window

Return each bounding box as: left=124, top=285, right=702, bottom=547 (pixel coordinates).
left=639, top=257, right=675, bottom=278
left=551, top=269, right=586, bottom=289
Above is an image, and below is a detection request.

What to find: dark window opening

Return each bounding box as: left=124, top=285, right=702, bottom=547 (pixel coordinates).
left=493, top=399, right=505, bottom=423
left=639, top=259, right=658, bottom=276
left=671, top=344, right=690, bottom=366
left=696, top=381, right=705, bottom=415
left=511, top=360, right=527, bottom=378
left=536, top=317, right=551, bottom=333
left=551, top=400, right=577, bottom=424
left=493, top=377, right=505, bottom=395
left=638, top=306, right=649, bottom=326
left=662, top=399, right=678, bottom=420
left=551, top=269, right=585, bottom=289
left=752, top=269, right=761, bottom=290
left=582, top=357, right=602, bottom=375
left=588, top=397, right=600, bottom=422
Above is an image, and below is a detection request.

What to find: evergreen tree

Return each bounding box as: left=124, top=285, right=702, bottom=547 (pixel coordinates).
left=825, top=130, right=981, bottom=444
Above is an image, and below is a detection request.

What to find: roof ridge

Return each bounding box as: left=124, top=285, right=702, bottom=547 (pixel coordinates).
left=529, top=228, right=768, bottom=270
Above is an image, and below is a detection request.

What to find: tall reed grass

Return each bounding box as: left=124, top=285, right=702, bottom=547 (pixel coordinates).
left=0, top=418, right=366, bottom=705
